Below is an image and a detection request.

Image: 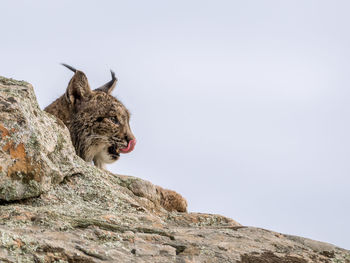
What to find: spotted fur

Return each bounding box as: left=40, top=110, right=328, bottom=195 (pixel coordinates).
left=45, top=65, right=135, bottom=169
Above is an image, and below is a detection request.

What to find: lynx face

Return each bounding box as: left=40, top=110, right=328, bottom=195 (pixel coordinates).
left=45, top=64, right=136, bottom=169
left=71, top=90, right=136, bottom=168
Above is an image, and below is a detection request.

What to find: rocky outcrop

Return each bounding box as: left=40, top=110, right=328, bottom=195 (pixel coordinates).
left=0, top=76, right=349, bottom=262
left=0, top=77, right=84, bottom=201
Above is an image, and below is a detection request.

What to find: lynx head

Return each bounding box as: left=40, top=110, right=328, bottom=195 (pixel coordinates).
left=60, top=64, right=136, bottom=168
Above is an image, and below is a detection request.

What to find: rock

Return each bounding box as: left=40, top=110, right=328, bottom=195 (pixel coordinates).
left=0, top=75, right=349, bottom=262
left=0, top=76, right=84, bottom=201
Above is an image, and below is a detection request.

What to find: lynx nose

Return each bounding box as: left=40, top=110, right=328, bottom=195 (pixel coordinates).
left=125, top=135, right=132, bottom=143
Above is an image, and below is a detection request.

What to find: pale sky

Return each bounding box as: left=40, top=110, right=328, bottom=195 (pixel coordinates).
left=1, top=0, right=349, bottom=249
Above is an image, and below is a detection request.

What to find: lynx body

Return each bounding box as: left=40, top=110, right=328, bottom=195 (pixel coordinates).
left=45, top=64, right=188, bottom=213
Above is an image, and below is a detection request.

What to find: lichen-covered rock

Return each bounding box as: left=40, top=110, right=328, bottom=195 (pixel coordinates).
left=0, top=76, right=85, bottom=201
left=0, top=75, right=349, bottom=262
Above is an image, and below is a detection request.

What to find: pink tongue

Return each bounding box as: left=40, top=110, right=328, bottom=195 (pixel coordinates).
left=120, top=139, right=136, bottom=154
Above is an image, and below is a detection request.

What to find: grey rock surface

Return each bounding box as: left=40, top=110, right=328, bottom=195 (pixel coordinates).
left=0, top=77, right=84, bottom=201
left=0, top=76, right=349, bottom=262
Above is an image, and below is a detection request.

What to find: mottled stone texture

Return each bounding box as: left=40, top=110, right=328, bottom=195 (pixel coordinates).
left=0, top=76, right=349, bottom=262
left=0, top=76, right=84, bottom=201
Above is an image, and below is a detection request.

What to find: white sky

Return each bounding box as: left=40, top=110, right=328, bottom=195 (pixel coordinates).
left=1, top=0, right=349, bottom=249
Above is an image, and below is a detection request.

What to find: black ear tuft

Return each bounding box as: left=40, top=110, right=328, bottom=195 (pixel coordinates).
left=61, top=63, right=77, bottom=73
left=94, top=69, right=118, bottom=95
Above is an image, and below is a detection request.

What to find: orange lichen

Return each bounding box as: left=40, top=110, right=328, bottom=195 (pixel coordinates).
left=9, top=142, right=26, bottom=159
left=2, top=140, right=42, bottom=182
left=0, top=124, right=10, bottom=139
left=0, top=124, right=42, bottom=183
left=14, top=239, right=23, bottom=248
left=2, top=141, right=12, bottom=152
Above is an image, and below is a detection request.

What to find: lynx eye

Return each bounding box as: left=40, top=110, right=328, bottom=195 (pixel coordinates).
left=96, top=117, right=104, bottom=122
left=110, top=116, right=119, bottom=125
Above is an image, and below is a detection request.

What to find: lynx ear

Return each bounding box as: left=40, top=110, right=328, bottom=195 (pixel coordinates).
left=65, top=70, right=92, bottom=105
left=61, top=63, right=92, bottom=105
left=94, top=70, right=117, bottom=95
